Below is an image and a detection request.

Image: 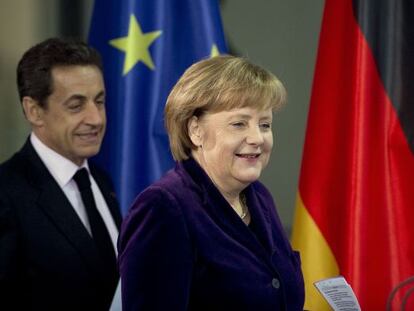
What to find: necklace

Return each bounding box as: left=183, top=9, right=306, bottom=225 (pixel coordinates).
left=240, top=210, right=248, bottom=220
left=239, top=193, right=248, bottom=220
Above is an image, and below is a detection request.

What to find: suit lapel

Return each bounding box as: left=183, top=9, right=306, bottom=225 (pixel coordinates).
left=37, top=182, right=106, bottom=276
left=21, top=140, right=107, bottom=278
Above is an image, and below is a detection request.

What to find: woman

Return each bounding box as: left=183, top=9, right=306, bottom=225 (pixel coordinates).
left=118, top=55, right=305, bottom=310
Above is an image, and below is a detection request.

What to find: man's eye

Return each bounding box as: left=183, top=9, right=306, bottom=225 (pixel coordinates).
left=68, top=104, right=82, bottom=111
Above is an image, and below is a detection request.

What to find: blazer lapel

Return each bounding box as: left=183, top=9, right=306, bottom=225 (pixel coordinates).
left=21, top=140, right=107, bottom=279
left=244, top=184, right=275, bottom=255
left=204, top=184, right=276, bottom=269
left=181, top=159, right=276, bottom=271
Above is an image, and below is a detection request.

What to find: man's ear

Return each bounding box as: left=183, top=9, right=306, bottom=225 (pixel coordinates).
left=188, top=116, right=203, bottom=147
left=22, top=96, right=44, bottom=127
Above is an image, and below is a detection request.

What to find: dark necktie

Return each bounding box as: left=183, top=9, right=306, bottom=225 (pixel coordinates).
left=73, top=168, right=117, bottom=273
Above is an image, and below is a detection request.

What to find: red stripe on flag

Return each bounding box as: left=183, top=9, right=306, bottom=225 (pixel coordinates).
left=298, top=0, right=414, bottom=308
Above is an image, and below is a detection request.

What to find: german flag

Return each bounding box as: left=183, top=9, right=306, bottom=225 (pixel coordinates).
left=291, top=0, right=414, bottom=310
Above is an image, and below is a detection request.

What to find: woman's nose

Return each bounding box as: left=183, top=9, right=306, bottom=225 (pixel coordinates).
left=246, top=126, right=264, bottom=145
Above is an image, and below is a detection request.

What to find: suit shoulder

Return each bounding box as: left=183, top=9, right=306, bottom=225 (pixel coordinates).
left=0, top=150, right=27, bottom=186
left=0, top=151, right=29, bottom=215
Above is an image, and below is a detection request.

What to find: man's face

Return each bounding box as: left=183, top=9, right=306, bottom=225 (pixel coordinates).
left=35, top=65, right=106, bottom=165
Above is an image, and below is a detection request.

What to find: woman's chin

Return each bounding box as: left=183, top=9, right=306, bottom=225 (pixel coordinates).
left=236, top=172, right=262, bottom=185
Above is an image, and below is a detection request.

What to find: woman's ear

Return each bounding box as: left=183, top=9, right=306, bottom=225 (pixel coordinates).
left=188, top=116, right=203, bottom=147
left=22, top=96, right=44, bottom=127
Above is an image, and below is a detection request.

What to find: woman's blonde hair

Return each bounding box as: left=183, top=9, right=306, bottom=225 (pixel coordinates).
left=165, top=55, right=286, bottom=161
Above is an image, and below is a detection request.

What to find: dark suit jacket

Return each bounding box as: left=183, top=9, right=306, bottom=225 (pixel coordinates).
left=0, top=140, right=122, bottom=311
left=119, top=158, right=304, bottom=311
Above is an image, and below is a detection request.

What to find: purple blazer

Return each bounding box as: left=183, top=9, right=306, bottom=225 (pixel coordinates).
left=118, top=158, right=304, bottom=310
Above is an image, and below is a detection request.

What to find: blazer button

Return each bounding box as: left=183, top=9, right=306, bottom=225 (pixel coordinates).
left=272, top=278, right=280, bottom=289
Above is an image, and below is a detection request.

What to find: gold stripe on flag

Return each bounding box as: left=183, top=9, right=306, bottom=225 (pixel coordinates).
left=291, top=194, right=339, bottom=310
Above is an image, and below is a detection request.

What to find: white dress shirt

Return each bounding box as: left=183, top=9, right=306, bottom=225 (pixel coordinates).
left=30, top=133, right=119, bottom=254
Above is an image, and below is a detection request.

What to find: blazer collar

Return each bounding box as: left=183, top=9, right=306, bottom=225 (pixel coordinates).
left=180, top=158, right=276, bottom=270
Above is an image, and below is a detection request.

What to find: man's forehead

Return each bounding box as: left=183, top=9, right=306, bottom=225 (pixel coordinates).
left=48, top=65, right=105, bottom=100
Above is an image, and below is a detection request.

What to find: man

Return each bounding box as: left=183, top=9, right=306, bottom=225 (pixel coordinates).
left=0, top=38, right=122, bottom=310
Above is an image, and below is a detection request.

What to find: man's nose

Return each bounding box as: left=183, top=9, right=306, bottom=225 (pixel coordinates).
left=84, top=101, right=104, bottom=125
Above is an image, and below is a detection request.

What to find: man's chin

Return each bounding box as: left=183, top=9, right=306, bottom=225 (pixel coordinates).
left=76, top=145, right=102, bottom=159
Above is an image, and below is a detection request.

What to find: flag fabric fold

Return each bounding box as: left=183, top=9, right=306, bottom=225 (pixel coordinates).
left=291, top=0, right=414, bottom=310
left=89, top=0, right=227, bottom=215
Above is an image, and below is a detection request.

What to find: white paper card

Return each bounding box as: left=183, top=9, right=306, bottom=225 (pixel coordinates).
left=314, top=276, right=361, bottom=311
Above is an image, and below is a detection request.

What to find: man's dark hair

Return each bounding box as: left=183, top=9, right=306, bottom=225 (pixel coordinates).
left=17, top=37, right=103, bottom=107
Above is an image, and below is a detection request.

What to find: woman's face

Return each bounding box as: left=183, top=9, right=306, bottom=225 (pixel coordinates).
left=190, top=107, right=274, bottom=193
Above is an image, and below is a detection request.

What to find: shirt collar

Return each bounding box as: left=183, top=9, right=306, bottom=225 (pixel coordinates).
left=30, top=132, right=89, bottom=188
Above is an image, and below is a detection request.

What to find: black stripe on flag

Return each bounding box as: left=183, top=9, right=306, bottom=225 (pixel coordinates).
left=352, top=0, right=414, bottom=153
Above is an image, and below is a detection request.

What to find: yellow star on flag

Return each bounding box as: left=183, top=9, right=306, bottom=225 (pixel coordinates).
left=109, top=14, right=162, bottom=75
left=210, top=44, right=220, bottom=57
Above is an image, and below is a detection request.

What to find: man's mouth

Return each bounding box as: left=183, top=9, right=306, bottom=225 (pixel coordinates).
left=76, top=131, right=100, bottom=141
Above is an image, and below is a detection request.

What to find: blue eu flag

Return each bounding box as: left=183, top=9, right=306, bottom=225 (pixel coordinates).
left=89, top=0, right=227, bottom=215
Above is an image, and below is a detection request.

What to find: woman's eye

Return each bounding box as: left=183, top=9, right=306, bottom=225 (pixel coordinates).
left=231, top=122, right=245, bottom=128
left=260, top=123, right=271, bottom=130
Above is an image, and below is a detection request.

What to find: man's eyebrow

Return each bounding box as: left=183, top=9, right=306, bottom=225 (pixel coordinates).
left=62, top=94, right=87, bottom=106
left=62, top=90, right=106, bottom=106
left=95, top=90, right=105, bottom=99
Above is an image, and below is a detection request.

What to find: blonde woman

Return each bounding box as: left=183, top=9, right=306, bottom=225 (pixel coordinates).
left=119, top=55, right=304, bottom=310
